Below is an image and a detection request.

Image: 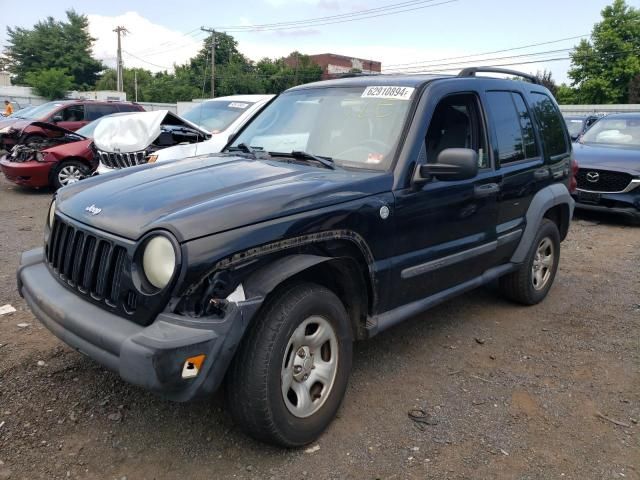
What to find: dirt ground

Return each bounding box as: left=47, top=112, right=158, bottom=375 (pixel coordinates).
left=0, top=175, right=638, bottom=480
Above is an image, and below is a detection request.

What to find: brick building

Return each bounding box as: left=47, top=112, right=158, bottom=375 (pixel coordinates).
left=305, top=53, right=382, bottom=79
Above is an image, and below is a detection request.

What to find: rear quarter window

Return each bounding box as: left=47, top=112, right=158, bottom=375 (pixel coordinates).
left=530, top=93, right=568, bottom=158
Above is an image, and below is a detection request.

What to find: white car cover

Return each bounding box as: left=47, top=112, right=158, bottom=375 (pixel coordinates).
left=94, top=110, right=167, bottom=153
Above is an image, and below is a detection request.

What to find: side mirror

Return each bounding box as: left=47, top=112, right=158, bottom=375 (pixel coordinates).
left=51, top=114, right=63, bottom=123
left=414, top=148, right=479, bottom=184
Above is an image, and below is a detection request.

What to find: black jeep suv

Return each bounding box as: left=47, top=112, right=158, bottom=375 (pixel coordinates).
left=18, top=68, right=575, bottom=447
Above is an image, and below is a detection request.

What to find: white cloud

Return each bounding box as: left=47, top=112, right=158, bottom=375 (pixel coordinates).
left=88, top=12, right=204, bottom=73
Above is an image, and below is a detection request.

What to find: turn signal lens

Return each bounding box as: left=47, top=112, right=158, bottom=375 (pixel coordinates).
left=147, top=154, right=158, bottom=164
left=182, top=354, right=206, bottom=379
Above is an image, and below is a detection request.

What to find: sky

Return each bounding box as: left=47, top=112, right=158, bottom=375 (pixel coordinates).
left=0, top=0, right=620, bottom=84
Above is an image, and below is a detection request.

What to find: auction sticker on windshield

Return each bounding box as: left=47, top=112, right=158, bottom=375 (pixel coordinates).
left=228, top=102, right=249, bottom=109
left=362, top=86, right=415, bottom=100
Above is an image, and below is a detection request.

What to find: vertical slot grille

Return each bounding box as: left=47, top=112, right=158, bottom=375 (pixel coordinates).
left=45, top=218, right=132, bottom=311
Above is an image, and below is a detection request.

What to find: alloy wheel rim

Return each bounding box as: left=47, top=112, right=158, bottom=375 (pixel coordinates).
left=58, top=166, right=83, bottom=185
left=532, top=237, right=554, bottom=291
left=281, top=316, right=339, bottom=418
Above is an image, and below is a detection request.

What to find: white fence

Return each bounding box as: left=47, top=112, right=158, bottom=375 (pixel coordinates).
left=559, top=104, right=640, bottom=115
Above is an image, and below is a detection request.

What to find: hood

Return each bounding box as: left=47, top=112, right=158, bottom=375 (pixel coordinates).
left=94, top=110, right=210, bottom=153
left=154, top=134, right=228, bottom=163
left=20, top=121, right=85, bottom=140
left=57, top=155, right=391, bottom=242
left=573, top=143, right=640, bottom=175
left=42, top=138, right=93, bottom=159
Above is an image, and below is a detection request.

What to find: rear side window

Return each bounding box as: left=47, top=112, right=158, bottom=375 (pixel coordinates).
left=85, top=104, right=119, bottom=121
left=486, top=91, right=537, bottom=164
left=530, top=93, right=568, bottom=157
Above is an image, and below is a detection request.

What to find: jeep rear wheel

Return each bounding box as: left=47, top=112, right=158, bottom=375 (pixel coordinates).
left=225, top=283, right=352, bottom=447
left=499, top=218, right=560, bottom=305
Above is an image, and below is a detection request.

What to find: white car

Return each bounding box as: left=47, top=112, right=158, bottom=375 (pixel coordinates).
left=150, top=94, right=274, bottom=164
left=95, top=110, right=211, bottom=174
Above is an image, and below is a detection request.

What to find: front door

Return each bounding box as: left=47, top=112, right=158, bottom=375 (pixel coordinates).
left=390, top=91, right=501, bottom=308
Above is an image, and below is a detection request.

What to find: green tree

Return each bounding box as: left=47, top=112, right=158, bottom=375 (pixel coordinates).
left=628, top=74, right=640, bottom=103
left=25, top=68, right=74, bottom=99
left=4, top=10, right=104, bottom=89
left=556, top=84, right=579, bottom=104
left=535, top=70, right=558, bottom=97
left=568, top=0, right=640, bottom=103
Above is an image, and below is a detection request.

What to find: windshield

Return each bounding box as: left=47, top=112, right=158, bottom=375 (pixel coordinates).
left=18, top=102, right=66, bottom=120
left=75, top=118, right=101, bottom=137
left=581, top=117, right=640, bottom=147
left=11, top=106, right=36, bottom=119
left=230, top=86, right=415, bottom=170
left=564, top=118, right=585, bottom=138
left=182, top=100, right=255, bottom=133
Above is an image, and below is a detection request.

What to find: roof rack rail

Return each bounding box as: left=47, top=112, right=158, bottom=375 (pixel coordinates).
left=458, top=67, right=541, bottom=85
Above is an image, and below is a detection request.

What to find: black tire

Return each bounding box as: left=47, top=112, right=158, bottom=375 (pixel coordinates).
left=225, top=282, right=353, bottom=447
left=51, top=159, right=91, bottom=190
left=499, top=218, right=561, bottom=305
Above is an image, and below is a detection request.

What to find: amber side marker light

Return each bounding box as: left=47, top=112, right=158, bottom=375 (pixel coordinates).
left=182, top=354, right=206, bottom=379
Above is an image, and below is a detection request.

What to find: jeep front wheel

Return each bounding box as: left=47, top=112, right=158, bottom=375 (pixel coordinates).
left=225, top=283, right=353, bottom=447
left=499, top=218, right=560, bottom=305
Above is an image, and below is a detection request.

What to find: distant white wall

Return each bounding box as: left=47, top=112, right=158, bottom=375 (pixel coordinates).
left=138, top=102, right=177, bottom=114
left=560, top=104, right=640, bottom=115
left=0, top=72, right=11, bottom=87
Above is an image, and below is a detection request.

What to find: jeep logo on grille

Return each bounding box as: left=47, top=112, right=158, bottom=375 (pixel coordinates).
left=85, top=204, right=102, bottom=216
left=586, top=171, right=600, bottom=183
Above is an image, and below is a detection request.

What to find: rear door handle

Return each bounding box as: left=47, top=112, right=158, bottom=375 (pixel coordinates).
left=474, top=183, right=500, bottom=198
left=534, top=168, right=551, bottom=180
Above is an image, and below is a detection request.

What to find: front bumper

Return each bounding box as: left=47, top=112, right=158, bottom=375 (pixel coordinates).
left=572, top=189, right=640, bottom=221
left=18, top=248, right=261, bottom=401
left=0, top=156, right=54, bottom=187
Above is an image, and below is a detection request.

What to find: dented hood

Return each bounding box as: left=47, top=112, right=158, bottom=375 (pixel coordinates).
left=93, top=110, right=211, bottom=153
left=93, top=110, right=166, bottom=153
left=20, top=121, right=85, bottom=139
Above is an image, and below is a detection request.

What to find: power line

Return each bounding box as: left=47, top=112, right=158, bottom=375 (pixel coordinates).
left=382, top=34, right=589, bottom=69
left=205, top=0, right=458, bottom=33
left=130, top=29, right=207, bottom=57
left=123, top=50, right=172, bottom=70
left=383, top=47, right=576, bottom=73
left=216, top=0, right=450, bottom=30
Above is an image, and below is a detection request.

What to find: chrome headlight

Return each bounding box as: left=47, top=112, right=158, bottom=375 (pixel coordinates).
left=142, top=235, right=176, bottom=290
left=48, top=199, right=56, bottom=228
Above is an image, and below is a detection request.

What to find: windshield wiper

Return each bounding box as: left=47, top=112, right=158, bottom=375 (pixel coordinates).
left=272, top=150, right=335, bottom=170
left=227, top=143, right=259, bottom=158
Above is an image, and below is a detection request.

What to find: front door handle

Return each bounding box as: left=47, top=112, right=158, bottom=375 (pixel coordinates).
left=474, top=183, right=500, bottom=198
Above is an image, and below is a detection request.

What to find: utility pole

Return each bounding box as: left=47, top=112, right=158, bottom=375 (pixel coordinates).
left=113, top=26, right=128, bottom=93
left=201, top=27, right=216, bottom=98
left=134, top=70, right=138, bottom=102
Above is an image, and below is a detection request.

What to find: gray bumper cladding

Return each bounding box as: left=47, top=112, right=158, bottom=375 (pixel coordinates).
left=17, top=248, right=261, bottom=402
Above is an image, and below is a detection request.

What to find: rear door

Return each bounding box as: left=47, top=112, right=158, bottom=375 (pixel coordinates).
left=484, top=89, right=546, bottom=261
left=390, top=88, right=501, bottom=308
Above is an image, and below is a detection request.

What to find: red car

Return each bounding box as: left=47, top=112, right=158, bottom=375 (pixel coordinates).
left=2, top=119, right=103, bottom=189
left=0, top=99, right=144, bottom=150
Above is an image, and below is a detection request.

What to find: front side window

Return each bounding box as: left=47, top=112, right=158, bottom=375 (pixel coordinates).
left=530, top=93, right=568, bottom=157
left=230, top=86, right=416, bottom=170
left=580, top=117, right=640, bottom=147
left=425, top=93, right=489, bottom=168
left=55, top=105, right=84, bottom=122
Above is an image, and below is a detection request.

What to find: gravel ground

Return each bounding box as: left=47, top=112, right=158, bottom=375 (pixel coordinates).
left=0, top=175, right=638, bottom=480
